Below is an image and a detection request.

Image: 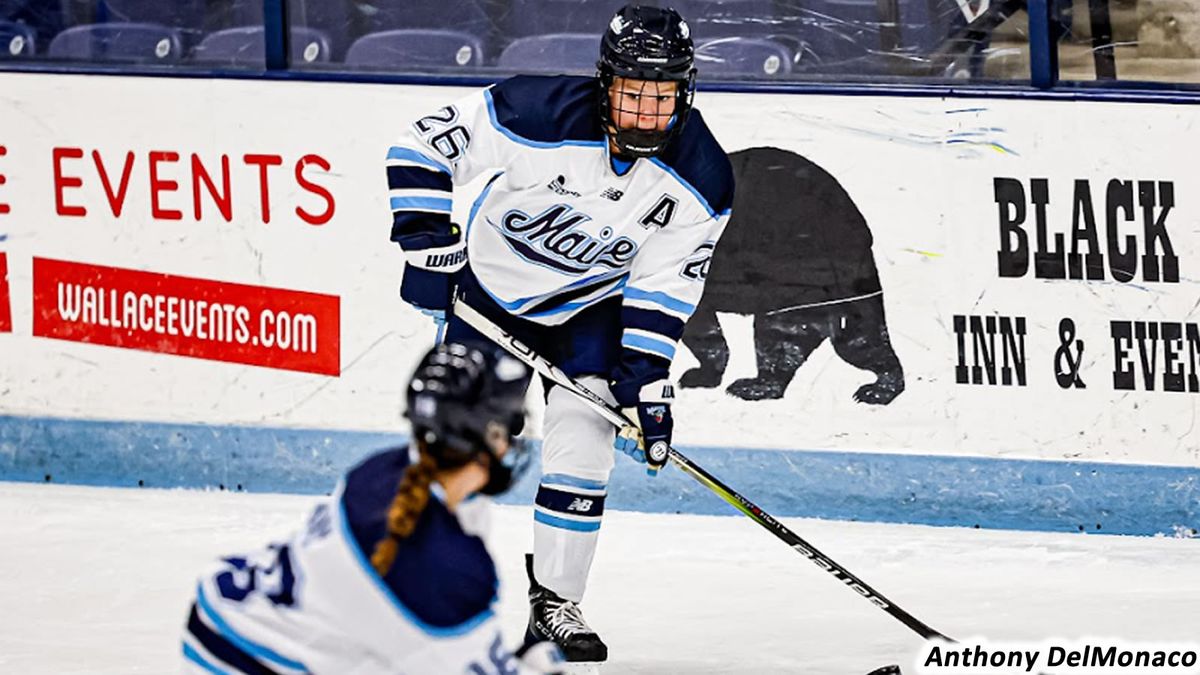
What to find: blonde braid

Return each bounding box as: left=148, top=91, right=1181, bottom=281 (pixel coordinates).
left=370, top=449, right=440, bottom=576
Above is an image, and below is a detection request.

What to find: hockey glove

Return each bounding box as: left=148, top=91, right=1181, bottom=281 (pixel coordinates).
left=613, top=402, right=673, bottom=477
left=399, top=228, right=465, bottom=315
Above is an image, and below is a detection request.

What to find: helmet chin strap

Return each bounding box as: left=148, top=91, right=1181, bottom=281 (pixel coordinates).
left=610, top=126, right=669, bottom=158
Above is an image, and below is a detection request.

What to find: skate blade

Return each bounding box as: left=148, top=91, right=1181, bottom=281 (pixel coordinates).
left=561, top=662, right=603, bottom=674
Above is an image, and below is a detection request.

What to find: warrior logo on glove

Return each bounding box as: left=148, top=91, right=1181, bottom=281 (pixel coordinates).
left=648, top=441, right=670, bottom=465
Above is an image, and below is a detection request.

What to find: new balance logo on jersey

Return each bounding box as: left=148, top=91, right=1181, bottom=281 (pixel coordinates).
left=601, top=187, right=624, bottom=201
left=567, top=498, right=595, bottom=513
left=546, top=175, right=581, bottom=198
left=489, top=204, right=639, bottom=275
left=425, top=249, right=467, bottom=269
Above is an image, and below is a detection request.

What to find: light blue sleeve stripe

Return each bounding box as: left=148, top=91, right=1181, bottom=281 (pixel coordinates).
left=183, top=642, right=231, bottom=675
left=534, top=510, right=603, bottom=532
left=542, top=473, right=608, bottom=490
left=622, top=333, right=676, bottom=360
left=466, top=172, right=502, bottom=236
left=623, top=287, right=696, bottom=316
left=195, top=586, right=308, bottom=671
left=334, top=491, right=497, bottom=638
left=390, top=196, right=453, bottom=213
left=483, top=89, right=606, bottom=150
left=386, top=146, right=452, bottom=174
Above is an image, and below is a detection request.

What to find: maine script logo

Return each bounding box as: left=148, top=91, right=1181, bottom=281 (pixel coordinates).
left=488, top=204, right=639, bottom=275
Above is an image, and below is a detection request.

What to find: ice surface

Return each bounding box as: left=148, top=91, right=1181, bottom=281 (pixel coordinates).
left=0, top=482, right=1196, bottom=674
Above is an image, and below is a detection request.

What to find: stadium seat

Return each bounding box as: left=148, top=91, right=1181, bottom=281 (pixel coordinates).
left=47, top=22, right=183, bottom=62
left=500, top=0, right=626, bottom=40
left=192, top=25, right=332, bottom=66
left=344, top=29, right=485, bottom=70
left=355, top=0, right=492, bottom=38
left=496, top=33, right=599, bottom=74
left=1, top=0, right=63, bottom=47
left=675, top=0, right=780, bottom=40
left=102, top=0, right=206, bottom=28
left=696, top=36, right=794, bottom=78
left=0, top=20, right=34, bottom=57
left=799, top=0, right=877, bottom=68
left=0, top=0, right=24, bottom=20
left=100, top=0, right=206, bottom=47
left=229, top=0, right=353, bottom=60
left=793, top=0, right=1064, bottom=76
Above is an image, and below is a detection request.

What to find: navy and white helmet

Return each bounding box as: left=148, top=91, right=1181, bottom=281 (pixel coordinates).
left=405, top=342, right=531, bottom=495
left=598, top=4, right=697, bottom=158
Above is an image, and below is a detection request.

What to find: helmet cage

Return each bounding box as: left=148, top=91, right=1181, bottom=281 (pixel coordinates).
left=597, top=64, right=696, bottom=159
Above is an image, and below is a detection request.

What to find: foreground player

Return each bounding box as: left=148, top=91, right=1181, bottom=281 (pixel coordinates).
left=387, top=4, right=734, bottom=664
left=181, top=343, right=562, bottom=674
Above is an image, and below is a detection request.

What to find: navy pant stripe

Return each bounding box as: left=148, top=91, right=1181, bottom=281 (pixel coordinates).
left=535, top=485, right=606, bottom=518
left=186, top=604, right=280, bottom=675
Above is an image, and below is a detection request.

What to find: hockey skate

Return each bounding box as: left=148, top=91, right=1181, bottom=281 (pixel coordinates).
left=524, top=554, right=608, bottom=668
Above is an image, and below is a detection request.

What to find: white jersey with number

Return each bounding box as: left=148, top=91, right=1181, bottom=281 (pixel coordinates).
left=387, top=75, right=734, bottom=380
left=182, top=447, right=525, bottom=675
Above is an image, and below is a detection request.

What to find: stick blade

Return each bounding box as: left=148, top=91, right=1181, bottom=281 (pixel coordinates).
left=866, top=666, right=902, bottom=675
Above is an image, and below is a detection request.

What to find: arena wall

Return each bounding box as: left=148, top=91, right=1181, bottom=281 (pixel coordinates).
left=0, top=72, right=1196, bottom=535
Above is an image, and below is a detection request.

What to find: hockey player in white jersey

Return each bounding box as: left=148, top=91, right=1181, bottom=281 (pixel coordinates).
left=387, top=4, right=734, bottom=665
left=182, top=342, right=563, bottom=674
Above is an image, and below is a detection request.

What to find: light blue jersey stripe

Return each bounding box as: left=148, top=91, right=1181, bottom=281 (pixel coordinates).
left=195, top=586, right=308, bottom=672
left=622, top=333, right=676, bottom=360
left=534, top=510, right=603, bottom=532
left=478, top=269, right=627, bottom=315
left=542, top=473, right=608, bottom=490
left=182, top=642, right=230, bottom=675
left=623, top=287, right=696, bottom=316
left=386, top=146, right=452, bottom=174
left=466, top=172, right=503, bottom=235
left=390, top=196, right=453, bottom=213
left=522, top=277, right=627, bottom=319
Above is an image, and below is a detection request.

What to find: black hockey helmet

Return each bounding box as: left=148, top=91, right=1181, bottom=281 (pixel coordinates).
left=597, top=4, right=697, bottom=158
left=405, top=341, right=532, bottom=495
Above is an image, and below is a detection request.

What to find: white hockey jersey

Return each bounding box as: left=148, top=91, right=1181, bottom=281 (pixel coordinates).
left=182, top=448, right=525, bottom=675
left=387, top=75, right=734, bottom=405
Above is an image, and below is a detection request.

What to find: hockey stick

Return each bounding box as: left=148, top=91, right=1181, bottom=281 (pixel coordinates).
left=455, top=301, right=949, bottom=643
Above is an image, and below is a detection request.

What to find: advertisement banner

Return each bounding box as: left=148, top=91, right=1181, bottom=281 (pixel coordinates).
left=31, top=258, right=339, bottom=375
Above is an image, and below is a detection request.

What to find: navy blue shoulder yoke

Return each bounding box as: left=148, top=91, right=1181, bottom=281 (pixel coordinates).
left=341, top=448, right=498, bottom=630
left=656, top=109, right=735, bottom=218
left=487, top=75, right=605, bottom=145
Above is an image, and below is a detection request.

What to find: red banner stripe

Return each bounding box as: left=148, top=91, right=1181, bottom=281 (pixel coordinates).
left=0, top=253, right=10, bottom=333
left=32, top=257, right=340, bottom=376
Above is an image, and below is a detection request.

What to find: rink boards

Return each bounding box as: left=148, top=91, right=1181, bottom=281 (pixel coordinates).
left=0, top=73, right=1196, bottom=535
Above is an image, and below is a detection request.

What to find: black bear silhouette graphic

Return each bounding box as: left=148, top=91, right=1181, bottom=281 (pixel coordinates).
left=680, top=147, right=905, bottom=405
